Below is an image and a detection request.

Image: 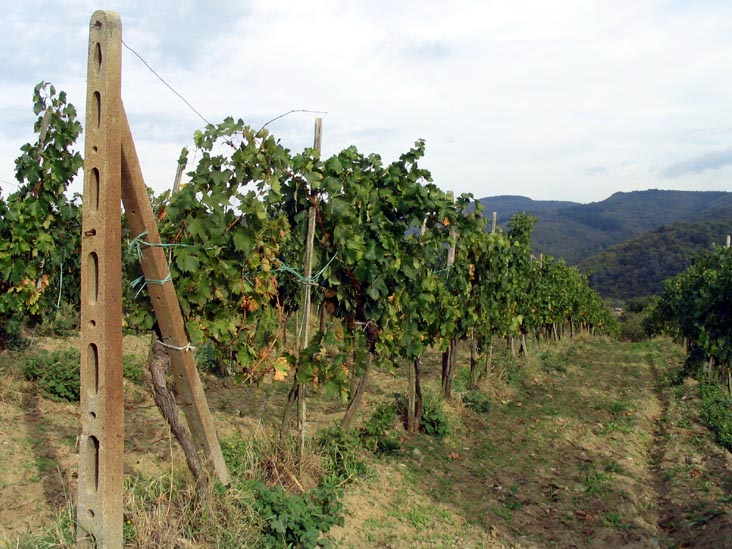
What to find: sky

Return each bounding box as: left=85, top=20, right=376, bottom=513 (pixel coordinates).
left=2, top=0, right=732, bottom=204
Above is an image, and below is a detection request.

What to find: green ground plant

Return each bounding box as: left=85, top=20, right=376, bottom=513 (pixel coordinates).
left=251, top=478, right=344, bottom=548
left=22, top=349, right=146, bottom=402
left=317, top=427, right=370, bottom=483
left=360, top=402, right=401, bottom=455
left=461, top=389, right=492, bottom=414
left=698, top=379, right=732, bottom=450
left=22, top=349, right=79, bottom=402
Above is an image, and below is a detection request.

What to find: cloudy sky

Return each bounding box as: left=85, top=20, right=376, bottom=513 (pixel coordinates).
left=2, top=0, right=732, bottom=203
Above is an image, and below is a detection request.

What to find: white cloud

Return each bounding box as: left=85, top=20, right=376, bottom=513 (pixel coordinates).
left=2, top=1, right=732, bottom=201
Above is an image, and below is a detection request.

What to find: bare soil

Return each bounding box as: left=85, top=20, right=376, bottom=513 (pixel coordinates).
left=1, top=335, right=731, bottom=547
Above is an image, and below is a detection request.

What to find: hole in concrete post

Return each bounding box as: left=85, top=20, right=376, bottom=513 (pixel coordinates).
left=94, top=42, right=102, bottom=73
left=87, top=343, right=99, bottom=394
left=93, top=91, right=101, bottom=129
left=90, top=168, right=100, bottom=210
left=88, top=252, right=99, bottom=304
left=86, top=436, right=100, bottom=493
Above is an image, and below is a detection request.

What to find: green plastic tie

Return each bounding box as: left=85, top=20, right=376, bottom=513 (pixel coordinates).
left=274, top=254, right=338, bottom=286
left=131, top=271, right=173, bottom=297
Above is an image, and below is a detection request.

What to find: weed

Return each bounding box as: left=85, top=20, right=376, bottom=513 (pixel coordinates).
left=122, top=354, right=144, bottom=383
left=251, top=477, right=344, bottom=548
left=34, top=301, right=78, bottom=337
left=22, top=349, right=80, bottom=401
left=475, top=440, right=496, bottom=461
left=361, top=402, right=401, bottom=455
left=488, top=502, right=515, bottom=521
left=603, top=460, right=625, bottom=474
left=21, top=348, right=146, bottom=402
left=317, top=426, right=369, bottom=483
left=124, top=471, right=262, bottom=547
left=492, top=350, right=524, bottom=385
left=222, top=431, right=264, bottom=479
left=599, top=417, right=634, bottom=435
left=540, top=350, right=568, bottom=374
left=405, top=504, right=431, bottom=528
left=503, top=487, right=523, bottom=511
left=608, top=400, right=632, bottom=415
left=419, top=392, right=451, bottom=438
left=452, top=366, right=471, bottom=392
left=462, top=390, right=491, bottom=414
left=603, top=511, right=624, bottom=527
left=583, top=470, right=611, bottom=495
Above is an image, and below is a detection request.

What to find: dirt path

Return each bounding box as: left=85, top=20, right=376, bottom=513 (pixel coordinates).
left=329, top=337, right=732, bottom=548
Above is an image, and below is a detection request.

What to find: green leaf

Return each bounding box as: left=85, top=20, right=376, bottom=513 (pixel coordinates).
left=175, top=250, right=200, bottom=273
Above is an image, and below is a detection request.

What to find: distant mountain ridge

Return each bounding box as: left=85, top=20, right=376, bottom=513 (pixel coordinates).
left=477, top=190, right=732, bottom=265
left=476, top=195, right=579, bottom=225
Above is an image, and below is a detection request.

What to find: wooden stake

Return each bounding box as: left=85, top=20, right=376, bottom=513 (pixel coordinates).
left=442, top=192, right=458, bottom=399
left=297, top=118, right=322, bottom=467
left=78, top=11, right=124, bottom=548
left=120, top=107, right=230, bottom=486
left=171, top=149, right=186, bottom=194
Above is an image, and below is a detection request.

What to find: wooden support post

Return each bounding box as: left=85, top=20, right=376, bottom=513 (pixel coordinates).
left=171, top=153, right=185, bottom=194
left=78, top=11, right=124, bottom=548
left=491, top=211, right=497, bottom=234
left=407, top=357, right=416, bottom=433
left=120, top=108, right=230, bottom=486
left=446, top=191, right=456, bottom=267
left=297, top=118, right=322, bottom=467
left=442, top=192, right=458, bottom=399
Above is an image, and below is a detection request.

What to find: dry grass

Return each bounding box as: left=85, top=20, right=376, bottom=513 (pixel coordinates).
left=123, top=471, right=262, bottom=548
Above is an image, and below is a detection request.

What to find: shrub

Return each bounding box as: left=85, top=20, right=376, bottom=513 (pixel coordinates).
left=251, top=478, right=344, bottom=548
left=420, top=392, right=450, bottom=438
left=394, top=392, right=451, bottom=438
left=317, top=426, right=369, bottom=482
left=360, top=402, right=401, bottom=455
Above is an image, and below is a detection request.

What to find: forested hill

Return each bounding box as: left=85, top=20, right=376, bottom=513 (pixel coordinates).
left=478, top=190, right=732, bottom=264
left=578, top=218, right=732, bottom=299
left=476, top=195, right=579, bottom=224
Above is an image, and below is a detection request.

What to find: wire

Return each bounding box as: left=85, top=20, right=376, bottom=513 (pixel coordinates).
left=121, top=41, right=327, bottom=140
left=258, top=109, right=328, bottom=133
left=122, top=40, right=211, bottom=127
